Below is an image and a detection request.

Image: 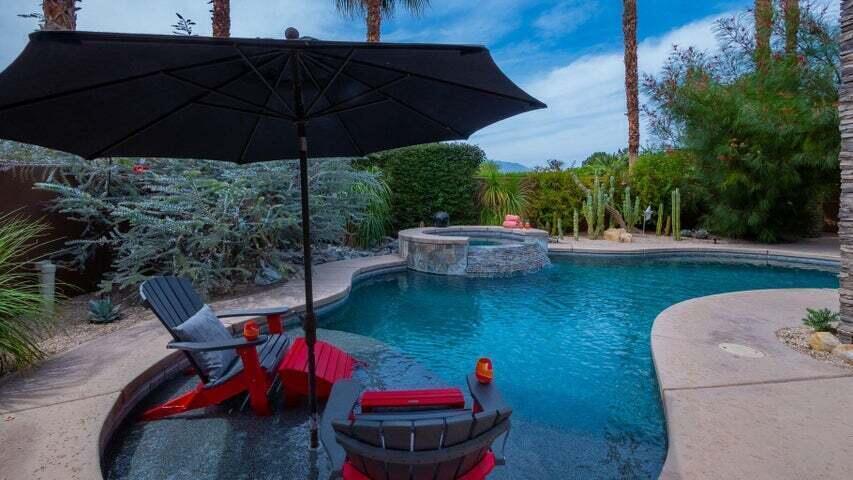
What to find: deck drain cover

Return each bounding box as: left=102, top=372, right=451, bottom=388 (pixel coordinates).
left=718, top=343, right=765, bottom=358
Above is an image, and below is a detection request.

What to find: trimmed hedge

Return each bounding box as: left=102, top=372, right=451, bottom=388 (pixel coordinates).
left=362, top=143, right=484, bottom=229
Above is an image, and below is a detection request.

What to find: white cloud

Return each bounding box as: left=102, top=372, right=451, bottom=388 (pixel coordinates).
left=470, top=13, right=726, bottom=167
left=534, top=1, right=599, bottom=38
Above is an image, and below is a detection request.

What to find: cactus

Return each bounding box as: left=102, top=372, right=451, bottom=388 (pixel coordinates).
left=656, top=202, right=664, bottom=236
left=545, top=221, right=551, bottom=236
left=671, top=189, right=682, bottom=241
left=573, top=209, right=579, bottom=240
left=620, top=186, right=642, bottom=231
left=88, top=297, right=121, bottom=324
left=664, top=215, right=671, bottom=236
left=608, top=177, right=616, bottom=228
left=581, top=175, right=609, bottom=239
left=556, top=216, right=563, bottom=240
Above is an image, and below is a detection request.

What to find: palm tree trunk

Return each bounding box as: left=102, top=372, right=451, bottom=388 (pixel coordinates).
left=366, top=0, right=382, bottom=43
left=622, top=0, right=640, bottom=169
left=211, top=0, right=231, bottom=38
left=781, top=0, right=799, bottom=56
left=42, top=0, right=77, bottom=31
left=754, top=0, right=773, bottom=71
left=838, top=0, right=853, bottom=343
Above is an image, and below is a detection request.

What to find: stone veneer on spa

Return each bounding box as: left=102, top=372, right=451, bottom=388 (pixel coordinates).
left=397, top=226, right=550, bottom=277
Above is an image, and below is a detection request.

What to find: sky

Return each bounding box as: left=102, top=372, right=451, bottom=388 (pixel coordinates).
left=0, top=0, right=835, bottom=167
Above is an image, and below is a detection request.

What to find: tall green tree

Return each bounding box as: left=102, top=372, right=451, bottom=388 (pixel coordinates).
left=754, top=0, right=773, bottom=71
left=838, top=0, right=853, bottom=342
left=210, top=0, right=230, bottom=38
left=334, top=0, right=430, bottom=42
left=622, top=0, right=640, bottom=169
left=781, top=0, right=800, bottom=56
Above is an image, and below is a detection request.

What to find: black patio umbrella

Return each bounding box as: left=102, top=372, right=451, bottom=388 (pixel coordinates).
left=0, top=28, right=545, bottom=447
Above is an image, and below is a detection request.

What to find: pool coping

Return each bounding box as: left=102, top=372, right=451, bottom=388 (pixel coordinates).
left=650, top=289, right=852, bottom=479
left=0, top=240, right=842, bottom=480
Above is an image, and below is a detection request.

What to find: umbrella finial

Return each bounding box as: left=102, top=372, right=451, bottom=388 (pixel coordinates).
left=285, top=27, right=300, bottom=40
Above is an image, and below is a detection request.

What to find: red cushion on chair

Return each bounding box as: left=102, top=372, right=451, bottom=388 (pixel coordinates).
left=360, top=388, right=466, bottom=412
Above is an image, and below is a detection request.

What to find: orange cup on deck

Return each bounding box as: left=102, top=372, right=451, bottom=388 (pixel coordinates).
left=243, top=320, right=260, bottom=341
left=475, top=357, right=493, bottom=384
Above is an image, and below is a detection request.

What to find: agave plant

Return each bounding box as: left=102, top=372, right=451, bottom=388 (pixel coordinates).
left=88, top=297, right=121, bottom=324
left=477, top=161, right=527, bottom=225
left=0, top=214, right=50, bottom=373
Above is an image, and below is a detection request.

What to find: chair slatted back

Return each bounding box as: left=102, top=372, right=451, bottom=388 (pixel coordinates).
left=333, top=408, right=512, bottom=480
left=139, top=276, right=208, bottom=380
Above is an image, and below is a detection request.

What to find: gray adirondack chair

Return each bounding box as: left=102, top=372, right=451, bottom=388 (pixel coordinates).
left=321, top=374, right=512, bottom=480
left=139, top=276, right=291, bottom=420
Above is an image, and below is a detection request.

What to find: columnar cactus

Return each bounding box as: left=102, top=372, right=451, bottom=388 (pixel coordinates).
left=573, top=208, right=580, bottom=241
left=671, top=189, right=682, bottom=241
left=656, top=201, right=664, bottom=236
left=581, top=175, right=609, bottom=239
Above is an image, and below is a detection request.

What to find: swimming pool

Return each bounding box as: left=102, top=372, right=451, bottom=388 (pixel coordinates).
left=321, top=256, right=837, bottom=479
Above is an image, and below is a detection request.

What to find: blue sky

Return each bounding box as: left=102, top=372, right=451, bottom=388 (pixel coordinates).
left=0, top=1, right=834, bottom=167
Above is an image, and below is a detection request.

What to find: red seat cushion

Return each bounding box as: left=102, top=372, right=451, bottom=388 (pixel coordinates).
left=360, top=388, right=466, bottom=413
left=278, top=337, right=355, bottom=398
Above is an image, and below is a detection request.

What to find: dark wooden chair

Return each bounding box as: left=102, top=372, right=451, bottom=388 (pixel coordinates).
left=321, top=374, right=512, bottom=480
left=139, top=276, right=291, bottom=420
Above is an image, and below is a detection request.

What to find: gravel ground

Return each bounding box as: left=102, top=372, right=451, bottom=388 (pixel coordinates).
left=36, top=293, right=155, bottom=357
left=776, top=326, right=853, bottom=371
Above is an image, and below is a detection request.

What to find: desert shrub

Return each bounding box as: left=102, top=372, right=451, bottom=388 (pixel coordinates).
left=38, top=157, right=385, bottom=295
left=802, top=308, right=838, bottom=332
left=631, top=150, right=707, bottom=227
left=352, top=167, right=392, bottom=248
left=361, top=143, right=484, bottom=229
left=0, top=214, right=50, bottom=373
left=522, top=171, right=586, bottom=228
left=643, top=4, right=839, bottom=242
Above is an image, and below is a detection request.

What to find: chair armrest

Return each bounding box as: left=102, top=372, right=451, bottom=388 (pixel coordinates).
left=321, top=379, right=362, bottom=478
left=167, top=335, right=268, bottom=352
left=215, top=306, right=289, bottom=318
left=466, top=373, right=509, bottom=411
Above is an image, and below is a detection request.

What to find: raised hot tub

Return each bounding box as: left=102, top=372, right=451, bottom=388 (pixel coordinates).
left=397, top=226, right=550, bottom=277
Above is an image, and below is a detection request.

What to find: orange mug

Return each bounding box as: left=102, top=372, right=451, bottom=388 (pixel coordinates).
left=243, top=320, right=260, bottom=341
left=475, top=357, right=493, bottom=384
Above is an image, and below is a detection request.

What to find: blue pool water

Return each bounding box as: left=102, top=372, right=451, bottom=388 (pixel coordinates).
left=322, top=256, right=837, bottom=479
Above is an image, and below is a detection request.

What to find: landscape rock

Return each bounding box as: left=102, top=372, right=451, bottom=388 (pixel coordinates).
left=808, top=332, right=841, bottom=352
left=603, top=228, right=632, bottom=243
left=693, top=229, right=710, bottom=239
left=832, top=344, right=853, bottom=364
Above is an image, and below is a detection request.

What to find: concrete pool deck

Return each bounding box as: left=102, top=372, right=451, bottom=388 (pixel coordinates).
left=652, top=289, right=852, bottom=479
left=0, top=237, right=845, bottom=480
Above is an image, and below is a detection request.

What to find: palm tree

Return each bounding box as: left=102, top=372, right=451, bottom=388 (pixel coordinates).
left=210, top=0, right=230, bottom=38
left=781, top=0, right=799, bottom=56
left=754, top=0, right=773, bottom=71
left=838, top=0, right=853, bottom=343
left=622, top=0, right=639, bottom=170
left=335, top=0, right=430, bottom=43
left=42, top=0, right=79, bottom=31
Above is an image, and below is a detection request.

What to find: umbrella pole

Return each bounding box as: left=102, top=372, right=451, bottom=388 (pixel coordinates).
left=293, top=53, right=320, bottom=450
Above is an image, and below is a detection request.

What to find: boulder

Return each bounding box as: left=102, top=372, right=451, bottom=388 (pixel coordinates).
left=831, top=344, right=853, bottom=364
left=808, top=332, right=841, bottom=352
left=603, top=228, right=632, bottom=243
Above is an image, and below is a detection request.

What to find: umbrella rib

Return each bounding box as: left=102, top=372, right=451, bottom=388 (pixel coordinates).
left=304, top=54, right=466, bottom=138
left=238, top=53, right=293, bottom=163
left=311, top=98, right=391, bottom=118
left=86, top=53, right=285, bottom=159
left=0, top=50, right=281, bottom=114
left=193, top=100, right=290, bottom=120
left=235, top=46, right=295, bottom=116
left=311, top=50, right=544, bottom=107
left=162, top=72, right=294, bottom=120
left=304, top=49, right=355, bottom=116
left=308, top=74, right=409, bottom=118
left=296, top=55, right=365, bottom=157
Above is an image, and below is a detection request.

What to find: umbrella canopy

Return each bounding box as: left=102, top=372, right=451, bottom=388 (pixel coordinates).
left=0, top=29, right=545, bottom=448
